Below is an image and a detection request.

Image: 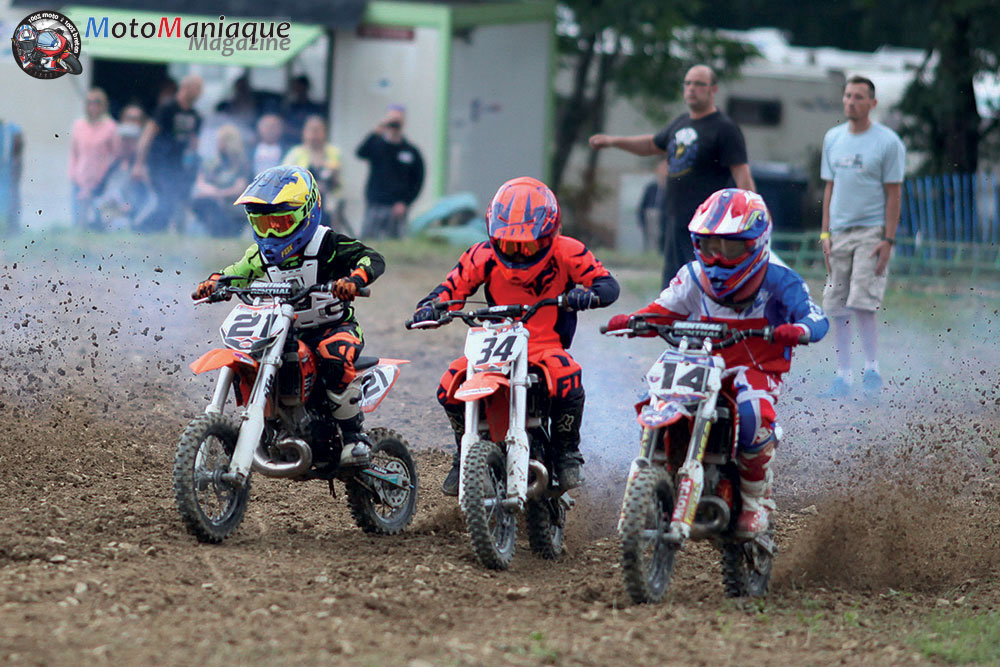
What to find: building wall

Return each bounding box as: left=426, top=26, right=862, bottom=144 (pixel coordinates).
left=330, top=26, right=441, bottom=226
left=447, top=21, right=551, bottom=211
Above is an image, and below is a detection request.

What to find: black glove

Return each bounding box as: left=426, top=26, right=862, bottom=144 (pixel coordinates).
left=565, top=288, right=598, bottom=311
left=411, top=303, right=438, bottom=324
left=330, top=275, right=365, bottom=300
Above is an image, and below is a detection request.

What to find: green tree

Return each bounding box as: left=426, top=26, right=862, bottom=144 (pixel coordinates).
left=688, top=0, right=1000, bottom=173
left=553, top=1, right=754, bottom=239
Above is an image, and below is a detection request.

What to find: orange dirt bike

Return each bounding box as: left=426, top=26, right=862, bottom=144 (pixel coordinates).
left=406, top=297, right=574, bottom=569
left=173, top=277, right=417, bottom=543
left=603, top=317, right=778, bottom=603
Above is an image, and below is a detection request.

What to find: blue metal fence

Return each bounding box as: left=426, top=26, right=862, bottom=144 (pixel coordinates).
left=899, top=172, right=1000, bottom=255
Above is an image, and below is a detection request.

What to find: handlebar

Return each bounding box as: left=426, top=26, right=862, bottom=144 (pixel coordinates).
left=405, top=296, right=566, bottom=330
left=601, top=315, right=774, bottom=348
left=203, top=276, right=370, bottom=306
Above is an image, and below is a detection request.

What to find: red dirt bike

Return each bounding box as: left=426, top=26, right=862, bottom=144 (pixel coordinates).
left=406, top=298, right=574, bottom=570
left=603, top=317, right=778, bottom=603
left=173, top=277, right=417, bottom=543
left=20, top=30, right=82, bottom=74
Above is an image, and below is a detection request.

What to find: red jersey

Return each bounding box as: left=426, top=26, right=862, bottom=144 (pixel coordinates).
left=419, top=236, right=618, bottom=349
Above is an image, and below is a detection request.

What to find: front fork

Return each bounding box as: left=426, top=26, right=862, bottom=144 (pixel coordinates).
left=223, top=307, right=294, bottom=488
left=617, top=395, right=719, bottom=541
left=456, top=354, right=530, bottom=512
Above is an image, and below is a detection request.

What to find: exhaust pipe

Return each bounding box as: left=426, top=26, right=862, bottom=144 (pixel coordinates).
left=252, top=436, right=313, bottom=478
left=689, top=495, right=730, bottom=540
left=526, top=459, right=549, bottom=499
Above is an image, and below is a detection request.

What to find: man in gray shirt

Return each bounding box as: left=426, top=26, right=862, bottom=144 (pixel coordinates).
left=820, top=75, right=905, bottom=398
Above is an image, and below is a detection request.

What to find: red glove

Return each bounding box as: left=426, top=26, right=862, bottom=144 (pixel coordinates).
left=192, top=273, right=222, bottom=300
left=773, top=323, right=806, bottom=346
left=606, top=313, right=632, bottom=331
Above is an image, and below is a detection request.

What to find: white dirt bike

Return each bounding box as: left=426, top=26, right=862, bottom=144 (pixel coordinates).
left=407, top=297, right=574, bottom=570
left=603, top=317, right=778, bottom=603
left=173, top=277, right=417, bottom=543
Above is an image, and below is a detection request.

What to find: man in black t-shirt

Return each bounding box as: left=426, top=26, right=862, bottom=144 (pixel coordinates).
left=355, top=105, right=425, bottom=240
left=134, top=74, right=203, bottom=232
left=590, top=65, right=755, bottom=287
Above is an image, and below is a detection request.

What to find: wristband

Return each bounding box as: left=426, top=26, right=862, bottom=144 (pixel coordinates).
left=882, top=236, right=895, bottom=245
left=820, top=232, right=830, bottom=241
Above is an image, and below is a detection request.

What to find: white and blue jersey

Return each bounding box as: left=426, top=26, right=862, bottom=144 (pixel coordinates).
left=644, top=258, right=828, bottom=375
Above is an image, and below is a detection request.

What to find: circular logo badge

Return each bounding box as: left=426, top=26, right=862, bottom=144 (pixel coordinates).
left=11, top=10, right=82, bottom=80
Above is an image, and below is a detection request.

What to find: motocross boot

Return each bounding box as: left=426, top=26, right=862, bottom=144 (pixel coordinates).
left=440, top=406, right=464, bottom=496
left=735, top=440, right=777, bottom=539
left=327, top=386, right=370, bottom=466
left=551, top=391, right=586, bottom=490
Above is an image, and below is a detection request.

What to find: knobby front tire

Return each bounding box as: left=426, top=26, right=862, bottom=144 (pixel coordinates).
left=619, top=466, right=677, bottom=604
left=173, top=414, right=250, bottom=543
left=461, top=439, right=517, bottom=570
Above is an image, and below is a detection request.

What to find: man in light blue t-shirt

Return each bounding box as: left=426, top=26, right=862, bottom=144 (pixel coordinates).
left=819, top=75, right=905, bottom=399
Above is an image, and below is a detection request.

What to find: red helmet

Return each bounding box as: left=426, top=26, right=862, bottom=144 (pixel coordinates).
left=486, top=176, right=561, bottom=284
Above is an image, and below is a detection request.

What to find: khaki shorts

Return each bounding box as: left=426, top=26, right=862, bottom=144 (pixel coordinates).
left=822, top=225, right=888, bottom=316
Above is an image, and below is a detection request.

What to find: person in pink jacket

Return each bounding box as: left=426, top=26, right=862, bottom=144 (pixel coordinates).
left=68, top=88, right=119, bottom=229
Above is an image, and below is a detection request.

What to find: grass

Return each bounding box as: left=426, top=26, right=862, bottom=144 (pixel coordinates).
left=910, top=611, right=1000, bottom=664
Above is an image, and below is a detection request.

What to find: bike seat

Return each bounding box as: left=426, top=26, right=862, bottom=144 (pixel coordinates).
left=355, top=356, right=380, bottom=371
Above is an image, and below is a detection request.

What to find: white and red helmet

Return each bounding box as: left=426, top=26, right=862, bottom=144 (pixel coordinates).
left=688, top=188, right=772, bottom=305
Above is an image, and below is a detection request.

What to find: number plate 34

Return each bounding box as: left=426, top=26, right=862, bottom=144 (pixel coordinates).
left=464, top=326, right=526, bottom=371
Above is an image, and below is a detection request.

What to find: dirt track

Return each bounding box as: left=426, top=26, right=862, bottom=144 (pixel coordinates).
left=1, top=237, right=999, bottom=665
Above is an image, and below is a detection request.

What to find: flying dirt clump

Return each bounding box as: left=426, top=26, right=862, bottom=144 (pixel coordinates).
left=776, top=411, right=1000, bottom=593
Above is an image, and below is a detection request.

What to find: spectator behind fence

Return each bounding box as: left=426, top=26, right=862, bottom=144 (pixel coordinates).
left=69, top=88, right=119, bottom=229
left=134, top=74, right=203, bottom=232
left=638, top=157, right=670, bottom=254
left=819, top=76, right=905, bottom=399
left=0, top=119, right=23, bottom=234
left=356, top=104, right=424, bottom=240
left=190, top=124, right=250, bottom=238
left=253, top=114, right=285, bottom=174
left=91, top=104, right=156, bottom=231
left=589, top=64, right=755, bottom=287
left=283, top=115, right=349, bottom=233
left=281, top=74, right=325, bottom=148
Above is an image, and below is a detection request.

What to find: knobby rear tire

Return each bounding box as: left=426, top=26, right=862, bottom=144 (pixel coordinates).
left=721, top=519, right=775, bottom=598
left=525, top=497, right=565, bottom=560
left=620, top=467, right=677, bottom=604
left=461, top=439, right=517, bottom=570
left=173, top=414, right=249, bottom=543
left=345, top=427, right=418, bottom=535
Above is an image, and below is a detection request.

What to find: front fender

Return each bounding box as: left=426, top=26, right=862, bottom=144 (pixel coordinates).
left=637, top=400, right=692, bottom=429
left=190, top=348, right=259, bottom=375
left=454, top=371, right=509, bottom=402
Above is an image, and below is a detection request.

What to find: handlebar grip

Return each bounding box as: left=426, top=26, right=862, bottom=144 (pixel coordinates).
left=357, top=286, right=371, bottom=298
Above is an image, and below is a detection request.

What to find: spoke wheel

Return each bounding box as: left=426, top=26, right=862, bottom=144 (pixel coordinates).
left=461, top=440, right=517, bottom=570
left=620, top=467, right=677, bottom=603
left=345, top=428, right=418, bottom=535
left=173, top=415, right=249, bottom=543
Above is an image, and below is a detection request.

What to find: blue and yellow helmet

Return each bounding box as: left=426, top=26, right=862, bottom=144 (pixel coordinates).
left=234, top=165, right=322, bottom=265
